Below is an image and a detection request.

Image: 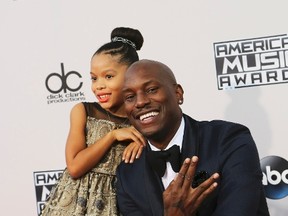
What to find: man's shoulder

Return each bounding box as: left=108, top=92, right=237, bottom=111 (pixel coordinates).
left=183, top=113, right=247, bottom=130
left=117, top=153, right=146, bottom=175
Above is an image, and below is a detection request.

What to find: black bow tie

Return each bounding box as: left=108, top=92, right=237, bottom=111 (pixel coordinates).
left=147, top=145, right=181, bottom=177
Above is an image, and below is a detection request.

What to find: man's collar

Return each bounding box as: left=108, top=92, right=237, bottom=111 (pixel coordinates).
left=149, top=117, right=185, bottom=151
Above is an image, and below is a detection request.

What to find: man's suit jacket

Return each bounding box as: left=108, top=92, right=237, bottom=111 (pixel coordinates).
left=116, top=114, right=270, bottom=216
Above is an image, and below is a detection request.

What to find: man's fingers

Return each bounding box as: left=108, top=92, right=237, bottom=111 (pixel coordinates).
left=190, top=179, right=218, bottom=208
left=182, top=156, right=198, bottom=189
left=173, top=158, right=191, bottom=187
left=190, top=173, right=219, bottom=199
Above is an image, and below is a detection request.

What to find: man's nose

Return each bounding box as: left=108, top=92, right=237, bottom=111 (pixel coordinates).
left=135, top=93, right=150, bottom=108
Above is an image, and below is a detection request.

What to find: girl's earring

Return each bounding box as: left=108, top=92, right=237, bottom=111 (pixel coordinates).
left=179, top=100, right=183, bottom=104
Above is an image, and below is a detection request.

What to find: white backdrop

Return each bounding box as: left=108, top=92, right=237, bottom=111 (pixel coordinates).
left=1, top=0, right=287, bottom=215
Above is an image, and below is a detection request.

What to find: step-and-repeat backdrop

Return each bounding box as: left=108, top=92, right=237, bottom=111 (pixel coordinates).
left=1, top=1, right=287, bottom=215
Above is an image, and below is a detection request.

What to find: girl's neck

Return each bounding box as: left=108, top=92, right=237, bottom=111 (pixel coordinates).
left=106, top=106, right=127, bottom=118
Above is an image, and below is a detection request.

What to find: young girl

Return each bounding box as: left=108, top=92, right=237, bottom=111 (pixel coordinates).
left=40, top=27, right=146, bottom=216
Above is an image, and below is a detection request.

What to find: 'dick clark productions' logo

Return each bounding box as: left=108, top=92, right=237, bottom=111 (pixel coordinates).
left=34, top=170, right=63, bottom=215
left=45, top=63, right=86, bottom=104
left=214, top=34, right=288, bottom=90
left=261, top=155, right=288, bottom=199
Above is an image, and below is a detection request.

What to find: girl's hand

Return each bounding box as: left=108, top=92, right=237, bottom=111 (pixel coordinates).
left=112, top=126, right=146, bottom=146
left=111, top=126, right=146, bottom=163
left=122, top=141, right=145, bottom=163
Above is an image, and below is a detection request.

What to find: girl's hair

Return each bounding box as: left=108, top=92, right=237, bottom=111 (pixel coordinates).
left=93, top=27, right=144, bottom=65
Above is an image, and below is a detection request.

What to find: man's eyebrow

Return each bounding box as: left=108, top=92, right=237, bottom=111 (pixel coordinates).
left=122, top=87, right=132, bottom=93
left=122, top=80, right=159, bottom=92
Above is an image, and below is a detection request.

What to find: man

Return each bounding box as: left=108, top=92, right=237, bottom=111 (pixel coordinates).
left=116, top=59, right=270, bottom=215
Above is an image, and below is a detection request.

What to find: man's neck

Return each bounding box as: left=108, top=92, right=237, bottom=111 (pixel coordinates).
left=148, top=117, right=185, bottom=150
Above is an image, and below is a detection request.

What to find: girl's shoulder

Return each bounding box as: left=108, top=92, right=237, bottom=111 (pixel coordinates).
left=81, top=102, right=129, bottom=126
left=81, top=102, right=107, bottom=119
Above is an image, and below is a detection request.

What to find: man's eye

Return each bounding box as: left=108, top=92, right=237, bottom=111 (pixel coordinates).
left=91, top=77, right=97, bottom=81
left=125, top=95, right=135, bottom=102
left=147, top=87, right=157, bottom=94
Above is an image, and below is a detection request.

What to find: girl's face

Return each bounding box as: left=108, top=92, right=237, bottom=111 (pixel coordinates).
left=90, top=53, right=129, bottom=116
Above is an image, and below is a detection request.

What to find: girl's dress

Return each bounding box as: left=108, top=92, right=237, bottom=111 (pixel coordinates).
left=40, top=102, right=129, bottom=216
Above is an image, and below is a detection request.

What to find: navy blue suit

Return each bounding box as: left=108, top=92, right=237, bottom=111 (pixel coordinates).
left=116, top=114, right=269, bottom=216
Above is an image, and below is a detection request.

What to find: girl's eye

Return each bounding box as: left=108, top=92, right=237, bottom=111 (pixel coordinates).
left=106, top=75, right=113, bottom=79
left=91, top=77, right=97, bottom=81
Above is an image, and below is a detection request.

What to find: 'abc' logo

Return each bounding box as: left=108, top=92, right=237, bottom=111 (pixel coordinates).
left=45, top=63, right=83, bottom=94
left=261, top=155, right=288, bottom=199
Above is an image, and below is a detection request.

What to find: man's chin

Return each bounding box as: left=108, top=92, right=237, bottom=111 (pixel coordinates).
left=139, top=128, right=157, bottom=139
left=133, top=121, right=158, bottom=137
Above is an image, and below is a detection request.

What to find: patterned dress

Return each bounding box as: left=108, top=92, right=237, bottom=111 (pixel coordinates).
left=40, top=102, right=129, bottom=216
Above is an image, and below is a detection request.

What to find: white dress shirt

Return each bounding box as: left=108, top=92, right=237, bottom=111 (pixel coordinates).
left=149, top=117, right=185, bottom=189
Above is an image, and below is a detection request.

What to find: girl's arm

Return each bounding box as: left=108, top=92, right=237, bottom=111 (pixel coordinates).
left=65, top=103, right=145, bottom=179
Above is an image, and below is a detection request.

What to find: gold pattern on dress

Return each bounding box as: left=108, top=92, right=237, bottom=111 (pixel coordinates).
left=40, top=114, right=127, bottom=216
left=58, top=189, right=73, bottom=207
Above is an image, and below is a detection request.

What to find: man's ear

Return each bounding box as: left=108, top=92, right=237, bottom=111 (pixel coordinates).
left=175, top=84, right=184, bottom=104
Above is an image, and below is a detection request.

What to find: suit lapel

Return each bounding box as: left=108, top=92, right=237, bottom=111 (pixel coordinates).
left=143, top=147, right=164, bottom=215
left=181, top=114, right=200, bottom=162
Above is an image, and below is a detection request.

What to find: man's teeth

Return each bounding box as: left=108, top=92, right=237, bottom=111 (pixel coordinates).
left=139, top=112, right=159, bottom=121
